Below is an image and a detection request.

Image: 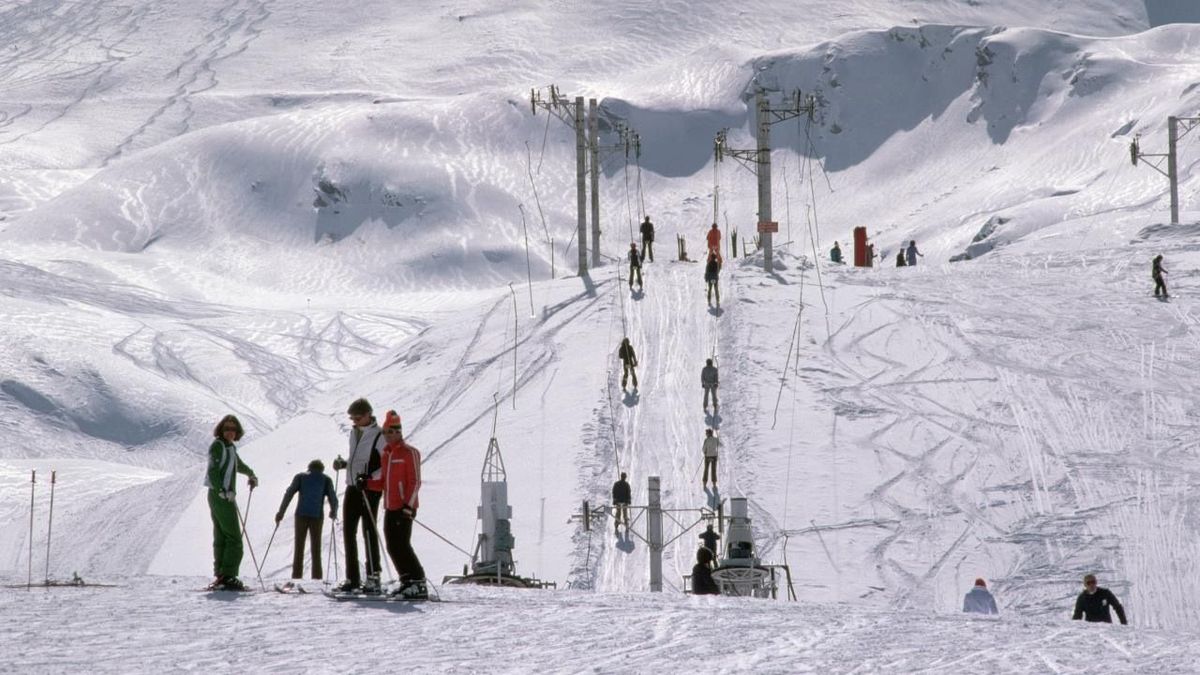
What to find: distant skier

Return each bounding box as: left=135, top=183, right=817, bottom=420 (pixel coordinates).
left=618, top=337, right=639, bottom=390
left=705, top=252, right=721, bottom=307
left=691, top=547, right=720, bottom=595
left=701, top=358, right=719, bottom=412
left=706, top=223, right=722, bottom=261
left=830, top=241, right=843, bottom=264
left=962, top=578, right=999, bottom=615
left=1153, top=254, right=1168, bottom=298
left=275, top=459, right=338, bottom=580
left=378, top=410, right=427, bottom=599
left=699, top=523, right=721, bottom=558
left=204, top=414, right=258, bottom=591
left=1073, top=574, right=1127, bottom=625
left=701, top=428, right=721, bottom=487
left=906, top=240, right=923, bottom=267
left=866, top=242, right=875, bottom=267
left=629, top=242, right=644, bottom=290
left=896, top=250, right=906, bottom=268
left=640, top=216, right=655, bottom=263
left=612, top=472, right=632, bottom=533
left=332, top=398, right=384, bottom=594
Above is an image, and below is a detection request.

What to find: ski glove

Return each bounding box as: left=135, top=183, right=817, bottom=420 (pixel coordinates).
left=354, top=474, right=366, bottom=490
left=220, top=490, right=236, bottom=502
left=247, top=476, right=258, bottom=489
left=332, top=456, right=348, bottom=471
left=400, top=507, right=416, bottom=519
left=274, top=512, right=283, bottom=525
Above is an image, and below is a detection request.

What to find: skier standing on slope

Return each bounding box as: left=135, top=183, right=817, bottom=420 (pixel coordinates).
left=706, top=223, right=722, bottom=261
left=691, top=547, right=720, bottom=595
left=1073, top=574, right=1127, bottom=624
left=705, top=252, right=721, bottom=307
left=830, top=241, right=843, bottom=264
left=378, top=410, right=428, bottom=599
left=906, top=240, right=923, bottom=267
left=612, top=472, right=632, bottom=533
left=701, top=358, right=719, bottom=412
left=275, top=459, right=338, bottom=580
left=205, top=414, right=258, bottom=591
left=618, top=337, right=639, bottom=390
left=629, top=242, right=644, bottom=290
left=962, top=578, right=999, bottom=615
left=896, top=250, right=906, bottom=268
left=1153, top=254, right=1169, bottom=298
left=331, top=398, right=384, bottom=593
left=699, top=523, right=720, bottom=558
left=640, top=216, right=655, bottom=263
left=701, top=428, right=721, bottom=487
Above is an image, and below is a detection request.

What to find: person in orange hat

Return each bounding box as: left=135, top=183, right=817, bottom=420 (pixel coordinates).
left=962, top=577, right=998, bottom=614
left=379, top=410, right=428, bottom=599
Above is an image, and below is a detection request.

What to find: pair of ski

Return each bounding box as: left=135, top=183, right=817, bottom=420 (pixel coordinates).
left=321, top=588, right=436, bottom=603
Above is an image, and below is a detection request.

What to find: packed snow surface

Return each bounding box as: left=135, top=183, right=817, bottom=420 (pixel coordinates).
left=3, top=0, right=1200, bottom=671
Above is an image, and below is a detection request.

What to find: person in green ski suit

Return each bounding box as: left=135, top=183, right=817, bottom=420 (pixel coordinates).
left=205, top=414, right=258, bottom=590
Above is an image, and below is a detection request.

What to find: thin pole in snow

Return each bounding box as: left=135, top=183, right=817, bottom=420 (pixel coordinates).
left=27, top=470, right=35, bottom=590
left=518, top=204, right=536, bottom=317
left=327, top=468, right=341, bottom=584
left=45, top=471, right=56, bottom=584
left=236, top=491, right=266, bottom=591
left=508, top=282, right=518, bottom=409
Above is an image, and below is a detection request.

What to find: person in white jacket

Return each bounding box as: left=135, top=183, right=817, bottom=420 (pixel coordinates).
left=963, top=578, right=999, bottom=615
left=701, top=429, right=721, bottom=487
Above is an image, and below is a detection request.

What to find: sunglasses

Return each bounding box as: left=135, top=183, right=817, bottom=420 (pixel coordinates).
left=384, top=428, right=402, bottom=435
left=1084, top=580, right=1097, bottom=586
left=222, top=426, right=239, bottom=432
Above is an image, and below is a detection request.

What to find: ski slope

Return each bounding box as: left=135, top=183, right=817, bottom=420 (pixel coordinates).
left=5, top=0, right=1200, bottom=671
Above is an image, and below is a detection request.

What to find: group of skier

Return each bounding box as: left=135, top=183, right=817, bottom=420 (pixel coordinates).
left=960, top=574, right=1127, bottom=624
left=203, top=398, right=427, bottom=599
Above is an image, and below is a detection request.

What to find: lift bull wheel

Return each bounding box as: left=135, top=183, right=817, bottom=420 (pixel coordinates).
left=712, top=565, right=773, bottom=598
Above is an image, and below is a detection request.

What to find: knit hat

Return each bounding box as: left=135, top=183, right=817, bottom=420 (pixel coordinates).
left=383, top=410, right=402, bottom=430
left=974, top=578, right=986, bottom=588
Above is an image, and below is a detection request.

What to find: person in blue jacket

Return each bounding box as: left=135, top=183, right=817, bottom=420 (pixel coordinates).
left=276, top=459, right=339, bottom=580
left=962, top=577, right=999, bottom=614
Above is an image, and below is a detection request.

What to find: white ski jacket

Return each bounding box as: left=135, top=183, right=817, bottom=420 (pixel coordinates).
left=347, top=420, right=382, bottom=479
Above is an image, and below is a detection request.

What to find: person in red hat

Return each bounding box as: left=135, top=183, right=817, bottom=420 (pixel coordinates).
left=962, top=577, right=998, bottom=614
left=379, top=410, right=428, bottom=599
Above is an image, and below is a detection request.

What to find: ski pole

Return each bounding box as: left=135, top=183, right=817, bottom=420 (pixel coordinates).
left=326, top=468, right=341, bottom=583
left=236, top=490, right=266, bottom=591
left=257, top=521, right=280, bottom=579
left=27, top=470, right=35, bottom=590
left=357, top=484, right=395, bottom=584
left=45, top=470, right=56, bottom=585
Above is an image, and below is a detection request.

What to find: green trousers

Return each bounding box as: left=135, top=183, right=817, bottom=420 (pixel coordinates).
left=208, top=490, right=244, bottom=578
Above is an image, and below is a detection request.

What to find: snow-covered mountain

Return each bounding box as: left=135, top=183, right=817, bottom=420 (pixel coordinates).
left=4, top=0, right=1200, bottom=670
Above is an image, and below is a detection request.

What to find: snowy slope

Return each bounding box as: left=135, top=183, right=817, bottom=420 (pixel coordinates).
left=4, top=0, right=1200, bottom=670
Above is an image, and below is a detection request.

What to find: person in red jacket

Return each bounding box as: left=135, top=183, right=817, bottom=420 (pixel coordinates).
left=379, top=410, right=428, bottom=599
left=706, top=223, right=722, bottom=262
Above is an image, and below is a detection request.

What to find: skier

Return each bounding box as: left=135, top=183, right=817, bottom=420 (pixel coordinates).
left=896, top=250, right=906, bottom=268
left=706, top=223, right=722, bottom=260
left=701, top=358, right=719, bottom=412
left=275, top=459, right=338, bottom=580
left=866, top=242, right=875, bottom=267
left=1073, top=574, right=1127, bottom=624
left=378, top=410, right=427, bottom=599
left=830, top=241, right=843, bottom=264
left=629, top=242, right=644, bottom=290
left=906, top=240, right=923, bottom=267
left=612, top=472, right=632, bottom=533
left=204, top=414, right=258, bottom=591
left=618, top=337, right=639, bottom=390
left=640, top=216, right=655, bottom=263
left=705, top=252, right=721, bottom=307
left=331, top=398, right=384, bottom=593
left=699, top=523, right=720, bottom=558
left=701, top=428, right=721, bottom=487
left=691, top=547, right=720, bottom=595
left=962, top=577, right=999, bottom=615
left=1153, top=254, right=1168, bottom=298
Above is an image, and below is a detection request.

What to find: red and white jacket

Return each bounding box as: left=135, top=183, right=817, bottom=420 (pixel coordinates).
left=380, top=438, right=421, bottom=513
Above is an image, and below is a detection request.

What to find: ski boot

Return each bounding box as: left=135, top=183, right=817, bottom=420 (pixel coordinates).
left=393, top=579, right=429, bottom=600
left=361, top=573, right=382, bottom=595
left=220, top=577, right=248, bottom=591
left=333, top=579, right=360, bottom=593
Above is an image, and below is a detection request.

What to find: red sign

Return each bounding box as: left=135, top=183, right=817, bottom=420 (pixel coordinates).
left=757, top=221, right=778, bottom=233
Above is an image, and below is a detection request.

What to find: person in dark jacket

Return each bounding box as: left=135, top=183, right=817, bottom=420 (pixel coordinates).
left=618, top=337, right=639, bottom=390
left=640, top=216, right=655, bottom=263
left=1153, top=255, right=1168, bottom=298
left=611, top=472, right=632, bottom=533
left=962, top=577, right=998, bottom=615
left=331, top=398, right=384, bottom=593
left=896, top=250, right=906, bottom=268
left=699, top=523, right=720, bottom=558
left=701, top=358, right=719, bottom=411
left=906, top=240, right=923, bottom=267
left=691, top=547, right=720, bottom=595
left=275, top=459, right=339, bottom=579
left=629, top=243, right=643, bottom=290
left=705, top=252, right=720, bottom=307
left=830, top=241, right=843, bottom=264
left=1072, top=574, right=1127, bottom=624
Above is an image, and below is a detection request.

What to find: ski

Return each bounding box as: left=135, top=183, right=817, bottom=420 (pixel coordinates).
left=274, top=582, right=310, bottom=595
left=321, top=589, right=439, bottom=603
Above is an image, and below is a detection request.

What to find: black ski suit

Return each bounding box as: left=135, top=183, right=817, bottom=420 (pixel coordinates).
left=700, top=529, right=720, bottom=557
left=1153, top=258, right=1168, bottom=297
left=692, top=563, right=719, bottom=595
left=640, top=219, right=655, bottom=262
left=612, top=479, right=631, bottom=529
left=1073, top=587, right=1127, bottom=624
left=629, top=248, right=643, bottom=289
left=619, top=342, right=639, bottom=389
left=705, top=256, right=720, bottom=305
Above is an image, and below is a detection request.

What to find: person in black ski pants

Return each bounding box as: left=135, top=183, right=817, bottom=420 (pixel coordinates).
left=1072, top=574, right=1127, bottom=624
left=640, top=216, right=655, bottom=263
left=1153, top=254, right=1168, bottom=298
left=699, top=523, right=720, bottom=558
left=275, top=459, right=338, bottom=580
left=691, top=547, right=720, bottom=595
left=618, top=337, right=639, bottom=390
left=611, top=472, right=632, bottom=533
left=332, top=398, right=384, bottom=593
left=629, top=242, right=643, bottom=290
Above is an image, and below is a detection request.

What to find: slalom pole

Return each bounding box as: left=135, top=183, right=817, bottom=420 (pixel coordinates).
left=27, top=470, right=36, bottom=590
left=45, top=471, right=56, bottom=585
left=236, top=490, right=266, bottom=591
